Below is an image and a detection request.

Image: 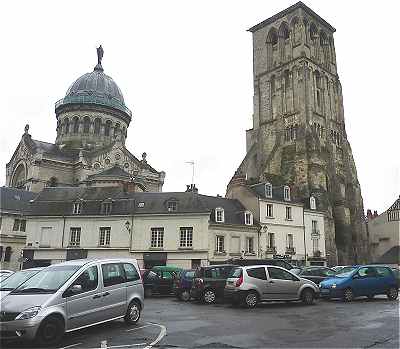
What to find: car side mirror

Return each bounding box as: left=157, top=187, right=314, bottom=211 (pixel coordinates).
left=63, top=284, right=82, bottom=298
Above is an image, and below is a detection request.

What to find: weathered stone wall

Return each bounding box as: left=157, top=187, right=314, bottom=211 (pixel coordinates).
left=237, top=4, right=369, bottom=265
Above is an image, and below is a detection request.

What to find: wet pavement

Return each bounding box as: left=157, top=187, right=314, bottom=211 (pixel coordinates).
left=1, top=295, right=399, bottom=348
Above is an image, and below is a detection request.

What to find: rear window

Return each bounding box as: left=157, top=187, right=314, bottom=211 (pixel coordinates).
left=376, top=267, right=391, bottom=277
left=229, top=268, right=242, bottom=278
left=247, top=267, right=267, bottom=280
left=204, top=267, right=223, bottom=278
left=184, top=271, right=195, bottom=279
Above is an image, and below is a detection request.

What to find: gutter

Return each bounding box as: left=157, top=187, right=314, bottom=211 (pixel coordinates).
left=61, top=216, right=66, bottom=248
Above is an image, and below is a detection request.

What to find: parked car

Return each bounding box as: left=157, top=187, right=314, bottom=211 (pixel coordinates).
left=332, top=265, right=351, bottom=273
left=224, top=265, right=319, bottom=308
left=391, top=267, right=400, bottom=288
left=143, top=265, right=183, bottom=297
left=319, top=265, right=398, bottom=302
left=226, top=258, right=294, bottom=270
left=190, top=264, right=238, bottom=304
left=173, top=269, right=196, bottom=301
left=293, top=266, right=337, bottom=284
left=0, top=267, right=44, bottom=299
left=0, top=270, right=14, bottom=282
left=0, top=258, right=143, bottom=346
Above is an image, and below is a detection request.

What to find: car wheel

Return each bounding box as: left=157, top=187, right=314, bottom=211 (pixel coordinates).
left=387, top=287, right=398, bottom=300
left=144, top=288, right=153, bottom=298
left=244, top=291, right=258, bottom=308
left=343, top=288, right=354, bottom=302
left=35, top=316, right=64, bottom=347
left=203, top=289, right=216, bottom=304
left=301, top=288, right=315, bottom=305
left=124, top=300, right=141, bottom=325
left=181, top=290, right=191, bottom=302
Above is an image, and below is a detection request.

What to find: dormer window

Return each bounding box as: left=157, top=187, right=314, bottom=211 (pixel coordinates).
left=265, top=183, right=273, bottom=198
left=73, top=202, right=82, bottom=215
left=284, top=186, right=291, bottom=201
left=167, top=201, right=177, bottom=212
left=310, top=196, right=317, bottom=210
left=245, top=211, right=253, bottom=225
left=102, top=201, right=112, bottom=215
left=215, top=207, right=225, bottom=223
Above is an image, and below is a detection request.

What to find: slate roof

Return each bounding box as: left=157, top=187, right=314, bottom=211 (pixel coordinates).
left=26, top=187, right=256, bottom=227
left=0, top=187, right=38, bottom=215
left=87, top=165, right=132, bottom=179
left=249, top=182, right=300, bottom=203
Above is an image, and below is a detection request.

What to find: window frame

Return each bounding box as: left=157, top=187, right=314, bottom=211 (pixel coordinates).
left=216, top=235, right=225, bottom=253
left=266, top=204, right=274, bottom=218
left=150, top=227, right=164, bottom=248
left=244, top=211, right=253, bottom=225
left=69, top=227, right=81, bottom=247
left=73, top=202, right=82, bottom=215
left=99, top=227, right=111, bottom=247
left=179, top=227, right=193, bottom=248
left=285, top=206, right=292, bottom=220
left=284, top=186, right=291, bottom=201
left=167, top=201, right=178, bottom=212
left=215, top=208, right=225, bottom=223
left=265, top=183, right=273, bottom=198
left=246, top=237, right=254, bottom=254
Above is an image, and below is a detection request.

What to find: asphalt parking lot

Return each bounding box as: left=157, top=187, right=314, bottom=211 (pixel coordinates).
left=2, top=296, right=399, bottom=349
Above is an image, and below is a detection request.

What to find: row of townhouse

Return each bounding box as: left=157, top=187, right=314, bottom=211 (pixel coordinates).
left=0, top=187, right=36, bottom=270
left=23, top=186, right=259, bottom=269
left=226, top=173, right=327, bottom=266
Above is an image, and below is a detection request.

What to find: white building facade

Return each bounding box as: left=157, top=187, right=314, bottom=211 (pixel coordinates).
left=23, top=187, right=259, bottom=269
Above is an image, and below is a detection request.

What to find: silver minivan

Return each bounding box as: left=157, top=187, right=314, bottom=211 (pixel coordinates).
left=224, top=265, right=319, bottom=308
left=0, top=258, right=144, bottom=346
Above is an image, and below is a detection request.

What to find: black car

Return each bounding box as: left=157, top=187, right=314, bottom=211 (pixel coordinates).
left=294, top=266, right=336, bottom=284
left=190, top=264, right=238, bottom=304
left=226, top=258, right=294, bottom=270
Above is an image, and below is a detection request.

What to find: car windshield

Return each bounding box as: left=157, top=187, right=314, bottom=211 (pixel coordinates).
left=0, top=269, right=41, bottom=290
left=336, top=267, right=357, bottom=277
left=12, top=265, right=81, bottom=294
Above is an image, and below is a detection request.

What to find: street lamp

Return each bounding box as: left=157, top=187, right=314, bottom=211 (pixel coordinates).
left=125, top=221, right=131, bottom=234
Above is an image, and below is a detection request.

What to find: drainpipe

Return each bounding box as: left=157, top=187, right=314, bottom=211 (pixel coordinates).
left=61, top=216, right=66, bottom=248
left=303, top=209, right=307, bottom=267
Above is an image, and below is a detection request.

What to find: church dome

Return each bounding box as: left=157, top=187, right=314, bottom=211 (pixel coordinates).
left=65, top=66, right=125, bottom=105
left=55, top=47, right=131, bottom=118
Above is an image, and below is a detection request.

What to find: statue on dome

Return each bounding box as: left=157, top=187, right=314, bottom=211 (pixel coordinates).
left=96, top=45, right=104, bottom=65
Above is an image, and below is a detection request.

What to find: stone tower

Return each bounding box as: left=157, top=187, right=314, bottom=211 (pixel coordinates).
left=232, top=2, right=369, bottom=265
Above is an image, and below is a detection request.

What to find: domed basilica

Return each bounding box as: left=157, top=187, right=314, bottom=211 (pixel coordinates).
left=6, top=46, right=165, bottom=192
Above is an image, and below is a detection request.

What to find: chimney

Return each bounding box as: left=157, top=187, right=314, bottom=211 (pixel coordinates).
left=185, top=184, right=198, bottom=193
left=373, top=210, right=378, bottom=218
left=367, top=209, right=373, bottom=220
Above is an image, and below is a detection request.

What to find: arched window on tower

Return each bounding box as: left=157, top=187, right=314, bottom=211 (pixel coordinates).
left=105, top=120, right=111, bottom=136
left=12, top=163, right=26, bottom=189
left=73, top=116, right=79, bottom=133
left=309, top=23, right=318, bottom=59
left=278, top=22, right=290, bottom=62
left=94, top=118, right=101, bottom=135
left=266, top=28, right=278, bottom=70
left=320, top=31, right=330, bottom=67
left=64, top=118, right=70, bottom=134
left=291, top=17, right=301, bottom=45
left=83, top=116, right=90, bottom=134
left=48, top=177, right=58, bottom=187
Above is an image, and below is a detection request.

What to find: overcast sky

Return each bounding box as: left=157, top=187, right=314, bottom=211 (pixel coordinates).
left=0, top=0, right=398, bottom=214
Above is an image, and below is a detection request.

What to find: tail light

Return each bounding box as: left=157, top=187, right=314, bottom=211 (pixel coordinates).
left=235, top=275, right=243, bottom=287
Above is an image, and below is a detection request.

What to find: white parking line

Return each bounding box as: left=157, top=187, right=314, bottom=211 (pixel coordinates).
left=59, top=343, right=83, bottom=349
left=126, top=324, right=152, bottom=332
left=144, top=322, right=167, bottom=349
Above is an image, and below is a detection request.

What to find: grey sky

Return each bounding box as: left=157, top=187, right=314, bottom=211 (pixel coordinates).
left=1, top=0, right=398, bottom=214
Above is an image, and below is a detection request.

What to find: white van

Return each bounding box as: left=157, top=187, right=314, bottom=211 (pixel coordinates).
left=0, top=258, right=144, bottom=346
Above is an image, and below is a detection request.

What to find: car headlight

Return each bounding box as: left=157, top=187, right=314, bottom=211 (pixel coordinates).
left=15, top=306, right=41, bottom=320
left=331, top=283, right=337, bottom=289
left=319, top=283, right=322, bottom=288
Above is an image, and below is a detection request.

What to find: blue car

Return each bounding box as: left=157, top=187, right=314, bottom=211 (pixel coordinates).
left=319, top=265, right=398, bottom=302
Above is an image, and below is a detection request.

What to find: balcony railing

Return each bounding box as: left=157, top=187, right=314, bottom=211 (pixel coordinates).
left=266, top=246, right=277, bottom=254
left=55, top=95, right=132, bottom=117
left=286, top=247, right=296, bottom=255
